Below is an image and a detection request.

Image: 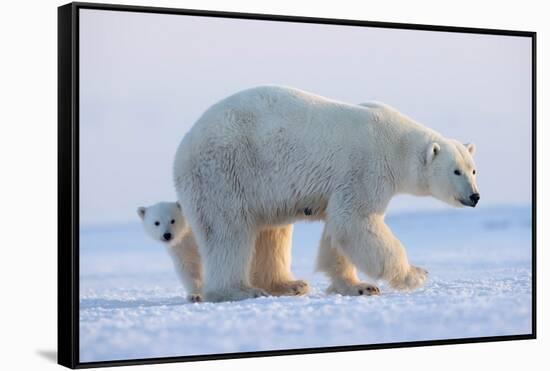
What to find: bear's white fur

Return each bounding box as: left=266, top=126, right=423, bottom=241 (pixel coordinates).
left=138, top=202, right=310, bottom=302
left=173, top=86, right=479, bottom=302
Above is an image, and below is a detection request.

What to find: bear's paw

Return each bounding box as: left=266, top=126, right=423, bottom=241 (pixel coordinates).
left=187, top=293, right=203, bottom=303
left=269, top=279, right=310, bottom=296
left=390, top=265, right=428, bottom=291
left=327, top=281, right=381, bottom=296
left=204, top=286, right=269, bottom=302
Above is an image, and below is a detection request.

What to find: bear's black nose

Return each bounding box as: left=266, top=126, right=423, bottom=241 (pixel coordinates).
left=163, top=232, right=172, bottom=241
left=469, top=193, right=480, bottom=206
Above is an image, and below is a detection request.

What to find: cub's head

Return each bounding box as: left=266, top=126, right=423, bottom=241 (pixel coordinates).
left=424, top=140, right=480, bottom=208
left=137, top=202, right=188, bottom=246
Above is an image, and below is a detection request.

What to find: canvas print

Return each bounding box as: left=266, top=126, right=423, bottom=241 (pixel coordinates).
left=77, top=7, right=533, bottom=363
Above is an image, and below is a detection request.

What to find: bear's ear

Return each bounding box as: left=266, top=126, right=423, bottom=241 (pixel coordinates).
left=426, top=142, right=441, bottom=164
left=176, top=202, right=181, bottom=210
left=137, top=207, right=146, bottom=220
left=464, top=142, right=476, bottom=156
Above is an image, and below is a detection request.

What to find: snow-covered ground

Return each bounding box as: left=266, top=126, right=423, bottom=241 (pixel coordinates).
left=79, top=205, right=532, bottom=362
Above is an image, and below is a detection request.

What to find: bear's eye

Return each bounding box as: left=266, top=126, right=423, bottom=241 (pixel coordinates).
left=473, top=169, right=476, bottom=175
left=170, top=219, right=175, bottom=224
left=154, top=221, right=160, bottom=226
left=454, top=170, right=461, bottom=176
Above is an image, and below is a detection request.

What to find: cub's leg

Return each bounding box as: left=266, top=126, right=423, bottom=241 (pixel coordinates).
left=326, top=202, right=427, bottom=291
left=316, top=224, right=380, bottom=296
left=250, top=225, right=310, bottom=296
left=169, top=233, right=203, bottom=302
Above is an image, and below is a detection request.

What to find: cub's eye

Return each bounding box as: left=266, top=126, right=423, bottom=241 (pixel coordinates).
left=154, top=221, right=160, bottom=226
left=454, top=170, right=461, bottom=176
left=171, top=219, right=175, bottom=224
left=473, top=169, right=476, bottom=175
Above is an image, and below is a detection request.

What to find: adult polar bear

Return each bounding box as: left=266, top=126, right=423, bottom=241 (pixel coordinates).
left=174, top=86, right=480, bottom=302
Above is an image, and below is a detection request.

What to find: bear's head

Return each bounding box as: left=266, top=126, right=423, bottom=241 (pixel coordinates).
left=424, top=140, right=480, bottom=208
left=137, top=202, right=188, bottom=246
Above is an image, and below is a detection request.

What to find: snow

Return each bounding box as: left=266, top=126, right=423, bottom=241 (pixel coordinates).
left=79, top=205, right=532, bottom=362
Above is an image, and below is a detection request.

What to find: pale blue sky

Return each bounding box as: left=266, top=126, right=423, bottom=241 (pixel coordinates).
left=79, top=9, right=532, bottom=225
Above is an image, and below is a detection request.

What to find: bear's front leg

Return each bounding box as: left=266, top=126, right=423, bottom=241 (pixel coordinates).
left=316, top=224, right=380, bottom=296
left=250, top=225, right=310, bottom=296
left=327, top=212, right=428, bottom=291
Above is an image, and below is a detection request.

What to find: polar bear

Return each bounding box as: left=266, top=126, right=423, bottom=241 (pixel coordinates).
left=173, top=86, right=480, bottom=302
left=138, top=201, right=310, bottom=302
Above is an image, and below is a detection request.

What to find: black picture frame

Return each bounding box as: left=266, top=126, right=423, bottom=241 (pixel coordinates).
left=58, top=2, right=537, bottom=368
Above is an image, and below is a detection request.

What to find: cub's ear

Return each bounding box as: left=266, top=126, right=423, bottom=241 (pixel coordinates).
left=464, top=142, right=476, bottom=156
left=176, top=202, right=182, bottom=210
left=426, top=142, right=441, bottom=164
left=137, top=207, right=146, bottom=220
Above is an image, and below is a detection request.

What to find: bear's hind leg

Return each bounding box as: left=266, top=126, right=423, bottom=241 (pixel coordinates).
left=316, top=224, right=380, bottom=296
left=198, top=222, right=267, bottom=302
left=250, top=225, right=310, bottom=296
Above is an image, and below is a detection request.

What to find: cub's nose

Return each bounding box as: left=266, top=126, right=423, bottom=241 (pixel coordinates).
left=469, top=193, right=480, bottom=206
left=163, top=232, right=172, bottom=241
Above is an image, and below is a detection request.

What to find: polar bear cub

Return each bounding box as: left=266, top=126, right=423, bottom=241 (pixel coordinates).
left=137, top=202, right=203, bottom=302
